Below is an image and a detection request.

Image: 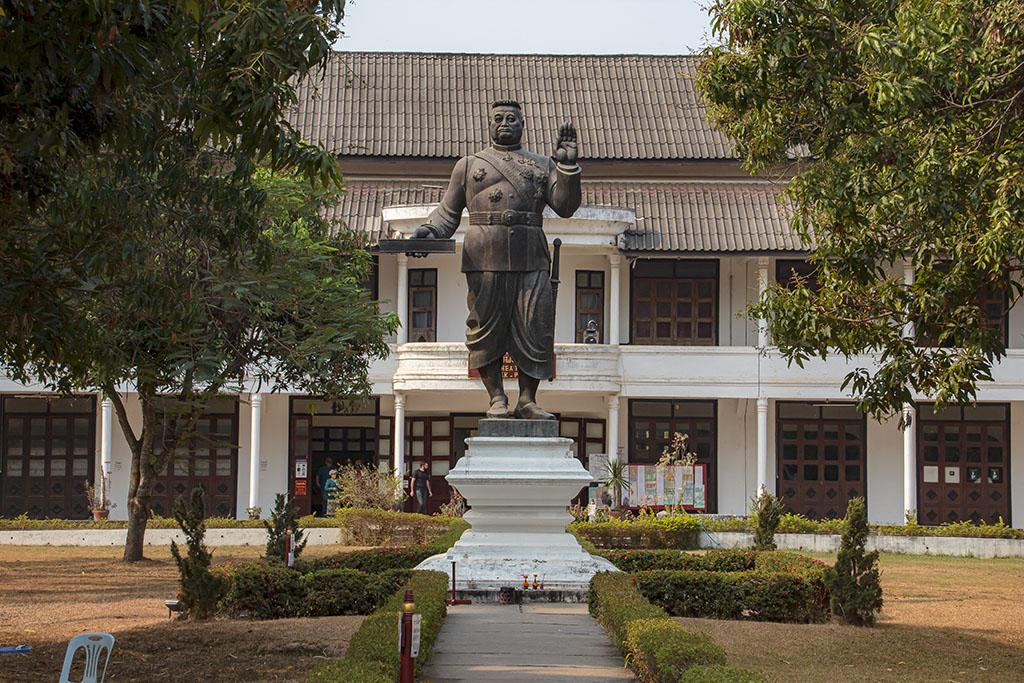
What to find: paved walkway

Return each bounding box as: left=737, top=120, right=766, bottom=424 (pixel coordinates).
left=419, top=603, right=637, bottom=682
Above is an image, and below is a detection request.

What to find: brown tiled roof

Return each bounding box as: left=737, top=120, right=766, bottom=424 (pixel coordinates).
left=292, top=53, right=735, bottom=161
left=331, top=179, right=802, bottom=253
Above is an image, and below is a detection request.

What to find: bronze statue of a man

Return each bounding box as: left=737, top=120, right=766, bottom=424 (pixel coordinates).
left=412, top=100, right=581, bottom=419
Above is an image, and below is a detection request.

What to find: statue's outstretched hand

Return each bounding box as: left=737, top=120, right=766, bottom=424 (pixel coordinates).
left=410, top=225, right=435, bottom=257
left=553, top=122, right=578, bottom=166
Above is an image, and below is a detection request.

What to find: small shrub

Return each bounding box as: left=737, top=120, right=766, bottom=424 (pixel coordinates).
left=298, top=546, right=436, bottom=574
left=264, top=493, right=308, bottom=563
left=824, top=497, right=883, bottom=626
left=334, top=507, right=449, bottom=546
left=215, top=561, right=305, bottom=619
left=750, top=487, right=783, bottom=550
left=334, top=464, right=407, bottom=510
left=170, top=488, right=224, bottom=619
left=302, top=568, right=412, bottom=616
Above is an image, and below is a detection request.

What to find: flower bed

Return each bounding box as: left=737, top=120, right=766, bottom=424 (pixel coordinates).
left=589, top=572, right=766, bottom=683
left=569, top=516, right=701, bottom=549
left=307, top=570, right=450, bottom=683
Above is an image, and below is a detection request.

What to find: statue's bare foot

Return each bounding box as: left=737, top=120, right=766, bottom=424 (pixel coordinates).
left=514, top=401, right=556, bottom=420
left=486, top=396, right=510, bottom=419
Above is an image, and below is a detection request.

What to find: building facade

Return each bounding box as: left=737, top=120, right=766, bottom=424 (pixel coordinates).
left=2, top=53, right=1021, bottom=526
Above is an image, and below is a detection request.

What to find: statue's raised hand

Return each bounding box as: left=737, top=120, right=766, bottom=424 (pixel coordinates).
left=553, top=122, right=578, bottom=166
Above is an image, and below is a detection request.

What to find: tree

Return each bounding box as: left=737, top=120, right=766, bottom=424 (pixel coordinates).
left=264, top=493, right=308, bottom=564
left=171, top=488, right=223, bottom=620
left=2, top=0, right=346, bottom=384
left=30, top=158, right=395, bottom=561
left=697, top=0, right=1024, bottom=418
left=0, top=2, right=396, bottom=562
left=824, top=497, right=883, bottom=626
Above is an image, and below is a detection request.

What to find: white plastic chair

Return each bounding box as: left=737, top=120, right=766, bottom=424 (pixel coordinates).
left=58, top=632, right=114, bottom=683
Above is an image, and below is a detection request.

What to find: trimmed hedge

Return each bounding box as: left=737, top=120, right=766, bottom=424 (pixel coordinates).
left=634, top=570, right=827, bottom=623
left=295, top=546, right=434, bottom=574
left=596, top=550, right=830, bottom=623
left=214, top=561, right=305, bottom=619
left=699, top=513, right=1024, bottom=539
left=570, top=517, right=701, bottom=549
left=589, top=572, right=766, bottom=683
left=303, top=568, right=412, bottom=617
left=307, top=570, right=449, bottom=682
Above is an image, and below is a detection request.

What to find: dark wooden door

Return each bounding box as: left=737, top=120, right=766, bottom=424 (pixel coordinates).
left=150, top=406, right=239, bottom=518
left=918, top=405, right=1010, bottom=525
left=777, top=406, right=866, bottom=519
left=1, top=396, right=95, bottom=519
left=405, top=416, right=453, bottom=514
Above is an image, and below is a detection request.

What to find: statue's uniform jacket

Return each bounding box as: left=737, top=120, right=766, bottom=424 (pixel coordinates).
left=421, top=144, right=582, bottom=271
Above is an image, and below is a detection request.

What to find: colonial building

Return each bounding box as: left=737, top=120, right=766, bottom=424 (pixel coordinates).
left=2, top=53, right=1021, bottom=526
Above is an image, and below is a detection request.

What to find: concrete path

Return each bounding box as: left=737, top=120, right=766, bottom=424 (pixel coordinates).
left=419, top=603, right=637, bottom=682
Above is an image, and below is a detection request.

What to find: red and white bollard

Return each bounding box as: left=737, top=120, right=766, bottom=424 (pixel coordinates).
left=399, top=590, right=415, bottom=683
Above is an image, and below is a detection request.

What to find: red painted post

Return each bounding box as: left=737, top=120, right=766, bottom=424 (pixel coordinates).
left=400, top=589, right=415, bottom=683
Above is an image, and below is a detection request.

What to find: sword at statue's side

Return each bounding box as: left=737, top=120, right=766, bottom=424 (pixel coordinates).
left=550, top=237, right=562, bottom=315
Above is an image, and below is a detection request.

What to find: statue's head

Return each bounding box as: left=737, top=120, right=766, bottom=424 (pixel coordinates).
left=489, top=99, right=524, bottom=146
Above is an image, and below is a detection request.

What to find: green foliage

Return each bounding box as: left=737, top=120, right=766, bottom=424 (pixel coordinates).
left=170, top=489, right=224, bottom=619
left=589, top=572, right=740, bottom=682
left=600, top=548, right=764, bottom=572
left=634, top=570, right=828, bottom=623
left=698, top=0, right=1024, bottom=418
left=751, top=488, right=784, bottom=550
left=302, top=568, right=412, bottom=617
left=2, top=0, right=396, bottom=562
left=307, top=571, right=450, bottom=682
left=213, top=561, right=306, bottom=619
left=332, top=507, right=449, bottom=546
left=599, top=459, right=631, bottom=510
left=569, top=517, right=701, bottom=549
left=333, top=464, right=407, bottom=511
left=264, top=494, right=308, bottom=564
left=825, top=498, right=884, bottom=626
left=297, top=547, right=436, bottom=575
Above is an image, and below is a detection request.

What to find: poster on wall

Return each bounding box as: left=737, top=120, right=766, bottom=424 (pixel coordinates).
left=620, top=464, right=706, bottom=511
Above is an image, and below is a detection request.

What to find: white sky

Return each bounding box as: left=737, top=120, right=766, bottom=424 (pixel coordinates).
left=336, top=0, right=716, bottom=55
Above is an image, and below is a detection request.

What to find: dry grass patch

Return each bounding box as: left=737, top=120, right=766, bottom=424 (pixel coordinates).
left=675, top=553, right=1024, bottom=682
left=0, top=544, right=369, bottom=682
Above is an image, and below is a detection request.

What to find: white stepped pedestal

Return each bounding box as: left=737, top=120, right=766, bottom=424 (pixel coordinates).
left=415, top=419, right=618, bottom=591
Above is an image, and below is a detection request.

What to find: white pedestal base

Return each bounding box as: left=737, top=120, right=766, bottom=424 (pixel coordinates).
left=415, top=421, right=618, bottom=591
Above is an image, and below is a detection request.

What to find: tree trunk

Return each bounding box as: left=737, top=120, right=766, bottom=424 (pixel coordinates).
left=123, top=487, right=150, bottom=561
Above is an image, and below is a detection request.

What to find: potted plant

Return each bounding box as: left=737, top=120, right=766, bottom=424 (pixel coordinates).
left=599, top=459, right=631, bottom=518
left=84, top=472, right=116, bottom=521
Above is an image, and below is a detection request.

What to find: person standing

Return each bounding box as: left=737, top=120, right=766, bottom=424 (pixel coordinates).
left=314, top=456, right=335, bottom=516
left=411, top=462, right=432, bottom=514
left=323, top=469, right=341, bottom=516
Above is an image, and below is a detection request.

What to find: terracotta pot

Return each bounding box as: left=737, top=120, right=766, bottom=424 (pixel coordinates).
left=92, top=509, right=110, bottom=521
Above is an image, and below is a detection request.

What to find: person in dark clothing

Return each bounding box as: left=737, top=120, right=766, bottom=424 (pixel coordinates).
left=411, top=463, right=432, bottom=514
left=314, top=457, right=335, bottom=516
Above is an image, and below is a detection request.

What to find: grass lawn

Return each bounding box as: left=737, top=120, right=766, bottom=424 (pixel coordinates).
left=0, top=544, right=366, bottom=682
left=676, top=552, right=1024, bottom=682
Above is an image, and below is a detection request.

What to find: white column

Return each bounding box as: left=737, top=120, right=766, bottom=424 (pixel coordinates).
left=606, top=394, right=620, bottom=463
left=609, top=253, right=622, bottom=345
left=393, top=393, right=407, bottom=481
left=756, top=397, right=769, bottom=495
left=100, top=397, right=113, bottom=501
left=396, top=254, right=409, bottom=344
left=248, top=393, right=262, bottom=512
left=903, top=404, right=917, bottom=522
left=757, top=256, right=770, bottom=348
left=902, top=261, right=916, bottom=522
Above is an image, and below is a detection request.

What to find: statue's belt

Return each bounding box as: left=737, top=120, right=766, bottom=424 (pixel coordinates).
left=469, top=210, right=543, bottom=227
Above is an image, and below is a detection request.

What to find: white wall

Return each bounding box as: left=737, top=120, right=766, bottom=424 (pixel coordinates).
left=716, top=398, right=760, bottom=515
left=1012, top=403, right=1024, bottom=527
left=866, top=414, right=905, bottom=525
left=105, top=397, right=141, bottom=521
